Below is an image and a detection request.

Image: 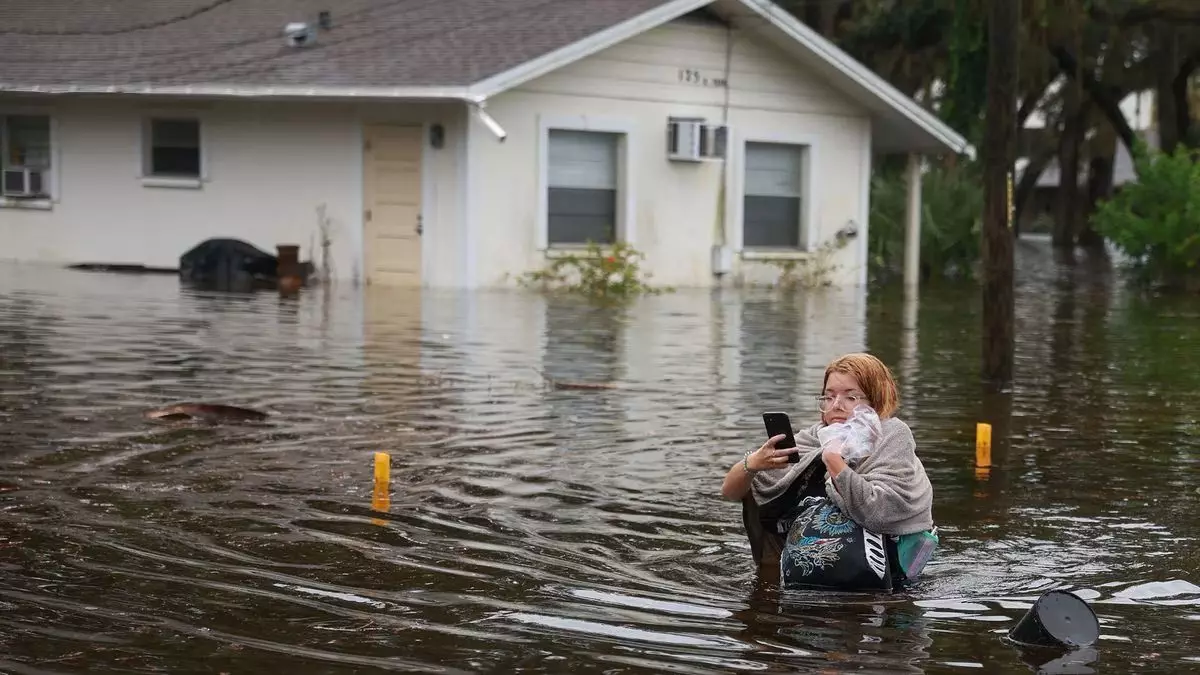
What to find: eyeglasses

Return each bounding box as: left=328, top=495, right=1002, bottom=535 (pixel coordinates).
left=816, top=392, right=868, bottom=412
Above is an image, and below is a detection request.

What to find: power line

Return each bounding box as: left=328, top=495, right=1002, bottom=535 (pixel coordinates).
left=2, top=0, right=450, bottom=87
left=0, top=0, right=412, bottom=66
left=0, top=0, right=240, bottom=36
left=167, top=0, right=566, bottom=88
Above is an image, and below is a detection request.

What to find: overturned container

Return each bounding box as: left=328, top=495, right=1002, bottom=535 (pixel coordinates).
left=1007, top=590, right=1100, bottom=649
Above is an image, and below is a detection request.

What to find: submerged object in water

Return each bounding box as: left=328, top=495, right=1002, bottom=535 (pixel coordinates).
left=143, top=403, right=269, bottom=423
left=1006, top=589, right=1100, bottom=648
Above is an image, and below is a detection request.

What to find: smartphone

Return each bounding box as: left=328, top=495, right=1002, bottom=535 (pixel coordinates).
left=762, top=411, right=800, bottom=463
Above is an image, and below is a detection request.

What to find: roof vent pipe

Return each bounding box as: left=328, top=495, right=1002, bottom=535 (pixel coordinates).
left=284, top=22, right=316, bottom=47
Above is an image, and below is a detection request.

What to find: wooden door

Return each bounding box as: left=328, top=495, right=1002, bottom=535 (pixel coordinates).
left=363, top=124, right=423, bottom=286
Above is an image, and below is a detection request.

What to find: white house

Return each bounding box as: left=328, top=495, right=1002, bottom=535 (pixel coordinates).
left=0, top=0, right=969, bottom=289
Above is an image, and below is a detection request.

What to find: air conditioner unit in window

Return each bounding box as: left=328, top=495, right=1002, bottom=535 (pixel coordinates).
left=667, top=117, right=728, bottom=162
left=2, top=168, right=45, bottom=197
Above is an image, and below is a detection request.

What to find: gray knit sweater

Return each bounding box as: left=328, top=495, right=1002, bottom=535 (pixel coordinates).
left=749, top=416, right=934, bottom=536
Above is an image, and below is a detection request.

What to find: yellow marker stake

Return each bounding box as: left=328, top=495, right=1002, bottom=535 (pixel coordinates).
left=975, top=423, right=992, bottom=468
left=374, top=451, right=391, bottom=486
left=371, top=452, right=391, bottom=523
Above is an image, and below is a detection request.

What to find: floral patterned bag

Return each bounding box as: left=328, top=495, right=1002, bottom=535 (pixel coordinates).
left=779, top=496, right=894, bottom=592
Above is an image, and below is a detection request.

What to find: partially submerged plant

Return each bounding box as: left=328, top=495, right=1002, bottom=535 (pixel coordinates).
left=519, top=241, right=670, bottom=301
left=312, top=203, right=335, bottom=285
left=757, top=236, right=849, bottom=290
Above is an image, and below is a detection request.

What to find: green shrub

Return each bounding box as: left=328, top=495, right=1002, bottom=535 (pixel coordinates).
left=518, top=241, right=669, bottom=302
left=868, top=160, right=983, bottom=285
left=1092, top=141, right=1200, bottom=291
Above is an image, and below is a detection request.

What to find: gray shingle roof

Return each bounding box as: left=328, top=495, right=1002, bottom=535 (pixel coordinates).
left=0, top=0, right=672, bottom=89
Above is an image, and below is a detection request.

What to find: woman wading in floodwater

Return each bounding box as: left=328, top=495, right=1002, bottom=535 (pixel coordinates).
left=720, top=352, right=935, bottom=586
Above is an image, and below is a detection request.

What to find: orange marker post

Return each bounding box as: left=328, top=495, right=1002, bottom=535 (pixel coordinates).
left=371, top=452, right=391, bottom=520
left=374, top=451, right=391, bottom=486
left=975, top=423, right=992, bottom=469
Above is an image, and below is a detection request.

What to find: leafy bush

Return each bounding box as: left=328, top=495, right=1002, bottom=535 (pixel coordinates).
left=765, top=237, right=850, bottom=290
left=1092, top=141, right=1200, bottom=291
left=519, top=241, right=668, bottom=301
left=868, top=160, right=983, bottom=285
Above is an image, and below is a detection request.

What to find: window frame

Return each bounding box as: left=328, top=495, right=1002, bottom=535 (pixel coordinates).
left=731, top=132, right=819, bottom=255
left=139, top=115, right=207, bottom=189
left=536, top=115, right=636, bottom=251
left=0, top=109, right=59, bottom=210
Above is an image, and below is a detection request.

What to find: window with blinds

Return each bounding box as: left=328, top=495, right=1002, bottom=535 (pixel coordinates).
left=743, top=141, right=807, bottom=249
left=546, top=129, right=620, bottom=246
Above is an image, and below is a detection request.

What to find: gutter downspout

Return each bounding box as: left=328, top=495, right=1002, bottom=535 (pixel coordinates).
left=465, top=96, right=508, bottom=142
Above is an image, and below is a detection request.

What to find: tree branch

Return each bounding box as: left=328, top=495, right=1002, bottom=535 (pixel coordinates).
left=1018, top=89, right=1043, bottom=129
left=1017, top=66, right=1062, bottom=130
left=1049, top=45, right=1137, bottom=156
left=1112, top=6, right=1200, bottom=27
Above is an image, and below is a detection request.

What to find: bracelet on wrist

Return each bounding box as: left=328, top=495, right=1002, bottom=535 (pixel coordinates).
left=742, top=450, right=758, bottom=475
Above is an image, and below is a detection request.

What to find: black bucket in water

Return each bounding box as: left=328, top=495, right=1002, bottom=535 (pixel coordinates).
left=1007, top=590, right=1100, bottom=648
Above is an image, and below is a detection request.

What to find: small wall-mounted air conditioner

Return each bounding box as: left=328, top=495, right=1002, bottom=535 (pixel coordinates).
left=667, top=117, right=728, bottom=162
left=2, top=168, right=45, bottom=197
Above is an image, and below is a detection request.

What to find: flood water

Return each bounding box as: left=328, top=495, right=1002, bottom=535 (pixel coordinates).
left=1, top=239, right=1198, bottom=674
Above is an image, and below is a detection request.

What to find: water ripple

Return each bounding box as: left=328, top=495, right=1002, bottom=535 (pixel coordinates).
left=2, top=254, right=1200, bottom=672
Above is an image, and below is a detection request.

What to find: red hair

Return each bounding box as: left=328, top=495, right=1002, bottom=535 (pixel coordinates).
left=823, top=352, right=899, bottom=418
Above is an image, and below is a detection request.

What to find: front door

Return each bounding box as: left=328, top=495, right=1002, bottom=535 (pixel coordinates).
left=363, top=124, right=423, bottom=286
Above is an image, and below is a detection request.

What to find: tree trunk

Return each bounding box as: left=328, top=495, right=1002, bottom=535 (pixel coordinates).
left=1173, top=52, right=1199, bottom=149
left=1055, top=93, right=1086, bottom=250
left=982, top=0, right=1019, bottom=389
left=1015, top=147, right=1055, bottom=231
left=814, top=0, right=842, bottom=37
left=791, top=0, right=845, bottom=38
left=1156, top=25, right=1182, bottom=154
left=1079, top=155, right=1113, bottom=252
left=1051, top=46, right=1138, bottom=161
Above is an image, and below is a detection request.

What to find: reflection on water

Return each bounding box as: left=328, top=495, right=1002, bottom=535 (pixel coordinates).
left=1, top=240, right=1198, bottom=673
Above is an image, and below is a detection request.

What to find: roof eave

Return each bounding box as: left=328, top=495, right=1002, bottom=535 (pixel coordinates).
left=0, top=82, right=474, bottom=101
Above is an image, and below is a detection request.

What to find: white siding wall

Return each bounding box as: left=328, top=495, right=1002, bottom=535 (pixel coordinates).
left=467, top=15, right=873, bottom=288
left=0, top=97, right=465, bottom=288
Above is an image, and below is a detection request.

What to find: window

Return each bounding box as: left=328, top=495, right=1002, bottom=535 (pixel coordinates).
left=145, top=118, right=201, bottom=179
left=547, top=129, right=619, bottom=246
left=743, top=141, right=807, bottom=249
left=1, top=115, right=52, bottom=200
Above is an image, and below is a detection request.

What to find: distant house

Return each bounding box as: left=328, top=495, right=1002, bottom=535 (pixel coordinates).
left=1016, top=87, right=1159, bottom=233
left=1017, top=128, right=1154, bottom=233
left=0, top=0, right=968, bottom=288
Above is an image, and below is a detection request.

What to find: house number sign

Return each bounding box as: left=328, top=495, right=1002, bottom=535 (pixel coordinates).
left=677, top=68, right=727, bottom=87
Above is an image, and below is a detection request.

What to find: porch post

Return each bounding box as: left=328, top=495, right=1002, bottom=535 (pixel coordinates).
left=903, top=153, right=923, bottom=289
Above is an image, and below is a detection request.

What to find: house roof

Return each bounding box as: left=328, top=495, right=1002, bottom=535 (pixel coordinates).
left=0, top=0, right=670, bottom=91
left=0, top=0, right=970, bottom=156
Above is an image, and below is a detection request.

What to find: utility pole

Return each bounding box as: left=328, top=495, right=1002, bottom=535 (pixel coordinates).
left=981, top=0, right=1019, bottom=389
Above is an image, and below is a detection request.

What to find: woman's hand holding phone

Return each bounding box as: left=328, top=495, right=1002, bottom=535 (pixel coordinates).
left=747, top=434, right=798, bottom=472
